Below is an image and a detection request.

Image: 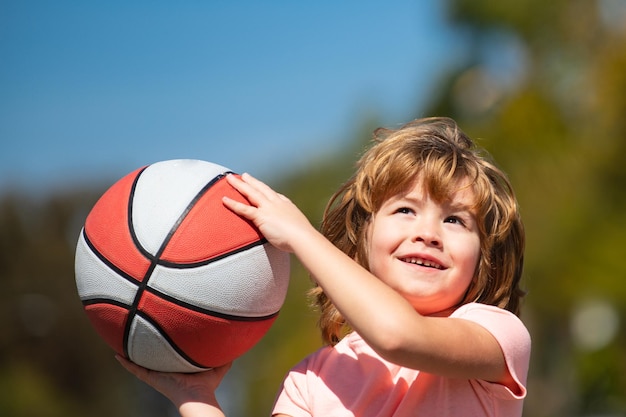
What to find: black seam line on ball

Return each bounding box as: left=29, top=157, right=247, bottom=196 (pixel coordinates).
left=127, top=165, right=157, bottom=262
left=133, top=310, right=209, bottom=370
left=144, top=285, right=280, bottom=321
left=81, top=298, right=130, bottom=309
left=157, top=238, right=267, bottom=269
left=123, top=170, right=233, bottom=358
left=81, top=228, right=141, bottom=286
left=123, top=165, right=151, bottom=358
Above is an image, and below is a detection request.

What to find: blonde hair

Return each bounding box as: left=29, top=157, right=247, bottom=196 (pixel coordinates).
left=310, top=117, right=525, bottom=345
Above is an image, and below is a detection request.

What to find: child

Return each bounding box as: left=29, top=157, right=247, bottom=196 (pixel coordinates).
left=118, top=117, right=531, bottom=416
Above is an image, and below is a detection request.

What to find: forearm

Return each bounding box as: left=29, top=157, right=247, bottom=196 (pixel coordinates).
left=178, top=401, right=226, bottom=417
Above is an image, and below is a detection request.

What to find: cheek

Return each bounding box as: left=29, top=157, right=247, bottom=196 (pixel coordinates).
left=365, top=230, right=381, bottom=274
left=364, top=222, right=393, bottom=275
left=467, top=242, right=483, bottom=283
left=471, top=241, right=482, bottom=267
left=455, top=236, right=482, bottom=277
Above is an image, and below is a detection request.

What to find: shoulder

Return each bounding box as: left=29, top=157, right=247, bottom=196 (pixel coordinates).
left=283, top=332, right=376, bottom=384
left=273, top=334, right=367, bottom=416
left=452, top=303, right=531, bottom=396
left=295, top=332, right=365, bottom=369
left=451, top=303, right=530, bottom=344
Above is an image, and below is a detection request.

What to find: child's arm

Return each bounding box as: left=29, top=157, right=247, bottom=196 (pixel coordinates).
left=116, top=355, right=230, bottom=417
left=224, top=173, right=514, bottom=388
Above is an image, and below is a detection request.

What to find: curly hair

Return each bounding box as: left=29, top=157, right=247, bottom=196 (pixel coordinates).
left=309, top=117, right=526, bottom=345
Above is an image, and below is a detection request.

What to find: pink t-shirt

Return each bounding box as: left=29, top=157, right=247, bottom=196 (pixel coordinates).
left=272, top=303, right=531, bottom=417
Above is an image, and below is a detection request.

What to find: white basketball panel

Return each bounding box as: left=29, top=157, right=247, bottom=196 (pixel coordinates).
left=127, top=315, right=208, bottom=373
left=74, top=231, right=138, bottom=305
left=132, top=160, right=230, bottom=255
left=148, top=243, right=290, bottom=317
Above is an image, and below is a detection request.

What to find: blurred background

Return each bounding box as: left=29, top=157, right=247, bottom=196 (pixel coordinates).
left=1, top=0, right=625, bottom=416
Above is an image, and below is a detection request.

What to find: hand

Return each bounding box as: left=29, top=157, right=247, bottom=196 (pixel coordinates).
left=223, top=173, right=317, bottom=253
left=116, top=355, right=231, bottom=416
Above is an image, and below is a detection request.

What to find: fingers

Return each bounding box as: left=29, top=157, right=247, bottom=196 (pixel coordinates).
left=225, top=172, right=280, bottom=203
left=115, top=355, right=153, bottom=383
left=211, top=362, right=233, bottom=381
left=223, top=172, right=279, bottom=220
left=239, top=172, right=275, bottom=197
left=222, top=194, right=256, bottom=220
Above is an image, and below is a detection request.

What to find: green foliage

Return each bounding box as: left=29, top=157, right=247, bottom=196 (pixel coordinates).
left=0, top=190, right=141, bottom=416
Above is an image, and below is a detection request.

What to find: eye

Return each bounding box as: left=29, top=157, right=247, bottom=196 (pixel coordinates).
left=444, top=215, right=465, bottom=226
left=395, top=207, right=414, bottom=215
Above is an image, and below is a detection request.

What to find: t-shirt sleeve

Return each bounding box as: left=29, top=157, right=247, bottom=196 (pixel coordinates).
left=272, top=356, right=314, bottom=417
left=452, top=303, right=531, bottom=399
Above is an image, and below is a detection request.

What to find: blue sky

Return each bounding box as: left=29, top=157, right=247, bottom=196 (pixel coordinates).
left=1, top=1, right=464, bottom=194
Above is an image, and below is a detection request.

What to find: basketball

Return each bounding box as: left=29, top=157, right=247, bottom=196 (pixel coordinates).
left=74, top=159, right=290, bottom=372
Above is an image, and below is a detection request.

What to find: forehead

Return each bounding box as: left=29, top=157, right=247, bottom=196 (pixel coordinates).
left=392, top=176, right=477, bottom=210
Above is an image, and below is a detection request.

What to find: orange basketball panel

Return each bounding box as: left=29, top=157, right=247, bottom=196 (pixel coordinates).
left=138, top=291, right=274, bottom=368
left=85, top=167, right=152, bottom=281
left=162, top=176, right=264, bottom=264
left=85, top=303, right=129, bottom=356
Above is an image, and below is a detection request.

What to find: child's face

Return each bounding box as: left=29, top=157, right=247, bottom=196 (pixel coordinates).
left=366, top=177, right=481, bottom=316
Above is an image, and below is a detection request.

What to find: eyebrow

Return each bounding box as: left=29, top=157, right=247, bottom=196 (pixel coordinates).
left=392, top=193, right=475, bottom=213
left=446, top=201, right=475, bottom=213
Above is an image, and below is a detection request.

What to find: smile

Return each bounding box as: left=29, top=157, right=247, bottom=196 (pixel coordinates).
left=401, top=257, right=444, bottom=270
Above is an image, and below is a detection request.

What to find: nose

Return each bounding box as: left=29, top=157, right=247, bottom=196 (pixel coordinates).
left=412, top=217, right=442, bottom=248
left=415, top=234, right=441, bottom=248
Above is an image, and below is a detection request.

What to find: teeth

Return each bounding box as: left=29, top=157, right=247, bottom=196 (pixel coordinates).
left=403, top=257, right=442, bottom=269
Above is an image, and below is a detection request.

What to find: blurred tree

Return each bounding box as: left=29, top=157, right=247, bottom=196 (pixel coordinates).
left=0, top=190, right=139, bottom=416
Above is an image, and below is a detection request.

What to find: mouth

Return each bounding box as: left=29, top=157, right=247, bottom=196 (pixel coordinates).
left=400, top=257, right=445, bottom=270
